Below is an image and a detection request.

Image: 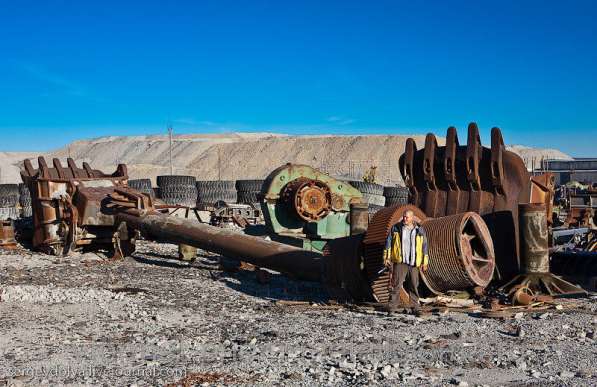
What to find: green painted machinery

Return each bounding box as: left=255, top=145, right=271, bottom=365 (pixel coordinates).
left=260, top=163, right=365, bottom=252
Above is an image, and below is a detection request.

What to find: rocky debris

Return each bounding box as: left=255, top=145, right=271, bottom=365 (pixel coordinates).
left=0, top=285, right=121, bottom=304
left=0, top=240, right=595, bottom=386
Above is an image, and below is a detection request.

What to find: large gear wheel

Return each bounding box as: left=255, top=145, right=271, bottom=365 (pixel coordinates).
left=282, top=177, right=332, bottom=222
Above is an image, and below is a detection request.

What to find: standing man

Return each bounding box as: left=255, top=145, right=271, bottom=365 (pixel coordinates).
left=383, top=209, right=429, bottom=312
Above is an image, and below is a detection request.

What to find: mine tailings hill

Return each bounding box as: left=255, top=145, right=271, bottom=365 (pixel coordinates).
left=3, top=133, right=572, bottom=185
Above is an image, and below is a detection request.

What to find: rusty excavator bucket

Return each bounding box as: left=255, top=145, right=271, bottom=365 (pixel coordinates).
left=399, top=123, right=531, bottom=281
left=20, top=156, right=136, bottom=257
left=398, top=123, right=586, bottom=298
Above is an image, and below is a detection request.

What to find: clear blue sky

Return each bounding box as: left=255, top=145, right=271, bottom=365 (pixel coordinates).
left=1, top=1, right=595, bottom=156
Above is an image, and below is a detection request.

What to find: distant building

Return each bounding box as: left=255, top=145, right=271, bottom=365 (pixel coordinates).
left=535, top=158, right=597, bottom=185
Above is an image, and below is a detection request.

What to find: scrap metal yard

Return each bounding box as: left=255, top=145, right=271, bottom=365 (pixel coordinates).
left=3, top=2, right=597, bottom=386
left=0, top=123, right=596, bottom=387
left=4, top=5, right=597, bottom=387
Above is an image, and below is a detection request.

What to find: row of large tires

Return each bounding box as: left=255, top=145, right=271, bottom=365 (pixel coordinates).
left=156, top=176, right=198, bottom=207
left=235, top=179, right=264, bottom=206
left=128, top=179, right=154, bottom=198
left=196, top=180, right=237, bottom=204
left=19, top=183, right=32, bottom=217
left=0, top=183, right=31, bottom=220
left=348, top=181, right=386, bottom=207
left=346, top=181, right=410, bottom=209
left=136, top=176, right=265, bottom=207
left=0, top=177, right=411, bottom=220
left=0, top=184, right=19, bottom=207
left=345, top=182, right=386, bottom=218
left=383, top=185, right=409, bottom=207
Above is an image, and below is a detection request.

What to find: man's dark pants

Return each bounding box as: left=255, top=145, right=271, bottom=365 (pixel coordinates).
left=390, top=262, right=420, bottom=308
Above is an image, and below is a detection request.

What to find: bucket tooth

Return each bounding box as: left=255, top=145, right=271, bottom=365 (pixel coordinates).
left=466, top=123, right=482, bottom=212
left=38, top=157, right=50, bottom=178
left=66, top=158, right=79, bottom=178
left=423, top=133, right=440, bottom=217
left=444, top=126, right=461, bottom=215
left=83, top=162, right=94, bottom=177
left=52, top=158, right=65, bottom=179
left=23, top=159, right=35, bottom=177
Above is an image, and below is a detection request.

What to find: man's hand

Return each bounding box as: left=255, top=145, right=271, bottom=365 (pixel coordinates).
left=421, top=264, right=428, bottom=272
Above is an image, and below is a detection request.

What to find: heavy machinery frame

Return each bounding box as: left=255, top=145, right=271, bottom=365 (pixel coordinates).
left=20, top=157, right=136, bottom=257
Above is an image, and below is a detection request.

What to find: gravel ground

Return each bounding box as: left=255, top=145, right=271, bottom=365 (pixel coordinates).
left=0, top=241, right=595, bottom=387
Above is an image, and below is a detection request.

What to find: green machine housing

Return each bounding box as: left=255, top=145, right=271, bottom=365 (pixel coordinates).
left=260, top=163, right=364, bottom=252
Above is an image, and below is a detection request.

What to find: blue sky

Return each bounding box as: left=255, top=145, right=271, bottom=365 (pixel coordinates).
left=1, top=1, right=595, bottom=156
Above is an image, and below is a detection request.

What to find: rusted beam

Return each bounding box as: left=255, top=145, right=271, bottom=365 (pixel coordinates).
left=117, top=212, right=323, bottom=282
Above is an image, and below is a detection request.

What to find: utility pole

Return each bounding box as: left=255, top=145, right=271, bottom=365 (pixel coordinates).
left=168, top=124, right=173, bottom=175
left=218, top=146, right=221, bottom=180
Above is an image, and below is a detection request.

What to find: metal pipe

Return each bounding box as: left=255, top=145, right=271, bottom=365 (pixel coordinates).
left=117, top=212, right=323, bottom=282
left=519, top=203, right=549, bottom=273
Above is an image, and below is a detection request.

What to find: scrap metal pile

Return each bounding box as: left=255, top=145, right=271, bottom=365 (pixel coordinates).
left=19, top=157, right=137, bottom=258
left=4, top=122, right=592, bottom=311
left=554, top=183, right=597, bottom=228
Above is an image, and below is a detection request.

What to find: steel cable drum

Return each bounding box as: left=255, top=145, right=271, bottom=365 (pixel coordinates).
left=420, top=212, right=495, bottom=294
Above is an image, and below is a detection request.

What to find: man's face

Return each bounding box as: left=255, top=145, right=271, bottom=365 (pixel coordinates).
left=403, top=211, right=413, bottom=225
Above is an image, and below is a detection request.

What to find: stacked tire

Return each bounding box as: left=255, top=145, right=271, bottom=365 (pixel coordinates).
left=383, top=186, right=409, bottom=207
left=196, top=180, right=237, bottom=205
left=128, top=178, right=154, bottom=198
left=153, top=187, right=161, bottom=199
left=348, top=181, right=386, bottom=207
left=156, top=175, right=197, bottom=207
left=18, top=183, right=32, bottom=217
left=0, top=184, right=19, bottom=220
left=236, top=179, right=264, bottom=207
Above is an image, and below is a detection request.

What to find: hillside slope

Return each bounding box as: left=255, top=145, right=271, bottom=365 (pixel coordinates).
left=2, top=133, right=573, bottom=185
